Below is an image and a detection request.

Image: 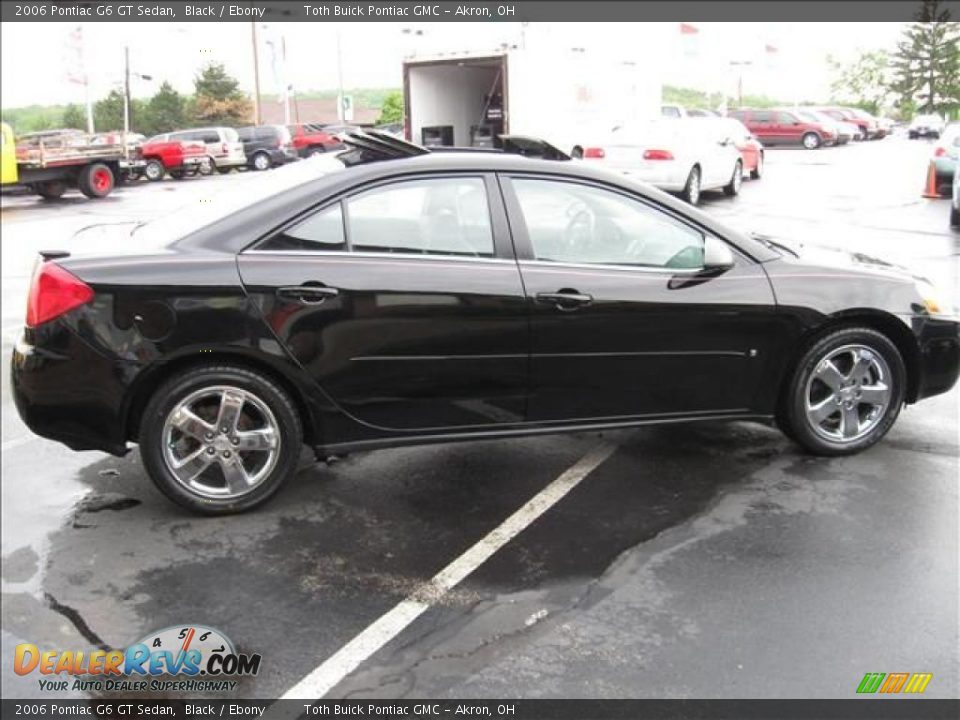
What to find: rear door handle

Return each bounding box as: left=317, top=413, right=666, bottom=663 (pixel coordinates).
left=276, top=285, right=339, bottom=304
left=535, top=290, right=593, bottom=311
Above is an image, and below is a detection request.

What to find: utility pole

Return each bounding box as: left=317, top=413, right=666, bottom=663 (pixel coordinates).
left=336, top=30, right=345, bottom=122
left=251, top=21, right=262, bottom=125
left=123, top=46, right=131, bottom=157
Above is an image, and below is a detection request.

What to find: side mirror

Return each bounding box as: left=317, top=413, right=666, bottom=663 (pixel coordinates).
left=703, top=236, right=735, bottom=270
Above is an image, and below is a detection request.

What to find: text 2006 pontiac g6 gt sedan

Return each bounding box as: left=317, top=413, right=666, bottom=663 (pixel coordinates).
left=12, top=133, right=959, bottom=514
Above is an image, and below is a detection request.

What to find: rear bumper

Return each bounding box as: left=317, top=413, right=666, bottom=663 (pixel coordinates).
left=914, top=317, right=960, bottom=402
left=11, top=325, right=130, bottom=455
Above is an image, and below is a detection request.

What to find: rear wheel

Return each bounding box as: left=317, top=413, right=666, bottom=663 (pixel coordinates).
left=681, top=166, right=701, bottom=205
left=78, top=163, right=115, bottom=198
left=140, top=365, right=303, bottom=515
left=802, top=132, right=821, bottom=150
left=35, top=181, right=67, bottom=200
left=779, top=327, right=905, bottom=456
left=169, top=169, right=185, bottom=180
left=217, top=166, right=233, bottom=175
left=750, top=152, right=764, bottom=180
left=144, top=160, right=165, bottom=182
left=723, top=161, right=743, bottom=196
left=251, top=151, right=271, bottom=171
left=198, top=158, right=214, bottom=176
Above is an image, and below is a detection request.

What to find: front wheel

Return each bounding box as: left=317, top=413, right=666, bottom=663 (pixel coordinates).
left=802, top=132, right=822, bottom=150
left=78, top=163, right=115, bottom=198
left=681, top=166, right=701, bottom=205
left=723, top=161, right=743, bottom=196
left=251, top=152, right=271, bottom=171
left=35, top=180, right=67, bottom=200
left=143, top=160, right=165, bottom=182
left=140, top=365, right=303, bottom=514
left=779, top=327, right=905, bottom=456
left=750, top=152, right=764, bottom=180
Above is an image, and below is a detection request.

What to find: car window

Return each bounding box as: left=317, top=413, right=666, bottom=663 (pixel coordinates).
left=345, top=178, right=494, bottom=257
left=661, top=106, right=682, bottom=118
left=222, top=128, right=239, bottom=142
left=512, top=179, right=705, bottom=270
left=777, top=112, right=798, bottom=124
left=751, top=110, right=773, bottom=123
left=201, top=131, right=220, bottom=144
left=261, top=203, right=346, bottom=252
left=237, top=127, right=255, bottom=141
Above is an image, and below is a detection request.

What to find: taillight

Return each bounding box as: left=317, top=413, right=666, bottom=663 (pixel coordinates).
left=643, top=149, right=674, bottom=160
left=933, top=146, right=946, bottom=157
left=25, top=261, right=94, bottom=328
left=583, top=147, right=605, bottom=159
left=221, top=143, right=228, bottom=154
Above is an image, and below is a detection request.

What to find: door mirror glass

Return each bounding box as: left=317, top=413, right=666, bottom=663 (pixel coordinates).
left=703, top=236, right=735, bottom=270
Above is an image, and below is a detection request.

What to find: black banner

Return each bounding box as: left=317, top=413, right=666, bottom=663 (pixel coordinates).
left=2, top=699, right=960, bottom=720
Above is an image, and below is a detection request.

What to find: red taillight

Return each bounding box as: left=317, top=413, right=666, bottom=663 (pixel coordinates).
left=26, top=261, right=94, bottom=328
left=643, top=149, right=674, bottom=161
left=221, top=143, right=228, bottom=154
left=933, top=146, right=946, bottom=157
left=583, top=147, right=605, bottom=159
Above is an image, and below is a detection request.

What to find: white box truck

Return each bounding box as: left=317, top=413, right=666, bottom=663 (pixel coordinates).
left=402, top=46, right=662, bottom=157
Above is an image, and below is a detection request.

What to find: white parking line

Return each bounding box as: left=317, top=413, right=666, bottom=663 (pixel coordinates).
left=277, top=442, right=616, bottom=702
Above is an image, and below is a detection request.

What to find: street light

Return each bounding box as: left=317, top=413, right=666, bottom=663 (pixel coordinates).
left=124, top=45, right=153, bottom=144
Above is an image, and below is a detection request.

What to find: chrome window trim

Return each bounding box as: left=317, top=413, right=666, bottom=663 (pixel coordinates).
left=242, top=249, right=514, bottom=265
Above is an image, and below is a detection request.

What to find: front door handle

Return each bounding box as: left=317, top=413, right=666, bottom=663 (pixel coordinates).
left=535, top=289, right=593, bottom=311
left=276, top=285, right=339, bottom=304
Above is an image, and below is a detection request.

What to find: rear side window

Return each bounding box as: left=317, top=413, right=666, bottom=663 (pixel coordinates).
left=346, top=178, right=494, bottom=257
left=751, top=110, right=773, bottom=123
left=223, top=128, right=240, bottom=142
left=262, top=204, right=346, bottom=252
left=237, top=127, right=255, bottom=141
left=777, top=112, right=798, bottom=124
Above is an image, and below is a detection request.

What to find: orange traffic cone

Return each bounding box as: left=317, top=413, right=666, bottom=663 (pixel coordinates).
left=922, top=161, right=940, bottom=198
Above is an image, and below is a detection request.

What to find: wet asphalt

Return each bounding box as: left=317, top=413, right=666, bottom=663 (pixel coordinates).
left=1, top=135, right=958, bottom=700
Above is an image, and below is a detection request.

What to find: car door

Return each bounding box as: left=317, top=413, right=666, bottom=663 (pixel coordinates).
left=776, top=111, right=803, bottom=144
left=748, top=110, right=776, bottom=144
left=500, top=175, right=779, bottom=423
left=237, top=173, right=530, bottom=432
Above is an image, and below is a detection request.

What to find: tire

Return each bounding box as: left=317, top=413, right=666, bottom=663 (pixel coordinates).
left=217, top=166, right=233, bottom=175
left=140, top=365, right=303, bottom=515
left=908, top=132, right=917, bottom=140
left=951, top=204, right=960, bottom=228
left=680, top=166, right=701, bottom=205
left=144, top=160, right=165, bottom=182
left=801, top=132, right=821, bottom=150
left=750, top=152, right=764, bottom=180
left=304, top=146, right=325, bottom=157
left=77, top=162, right=115, bottom=198
left=198, top=158, right=214, bottom=176
left=251, top=151, right=271, bottom=171
left=779, top=327, right=906, bottom=456
left=169, top=169, right=185, bottom=180
left=35, top=181, right=67, bottom=200
left=723, top=161, right=743, bottom=196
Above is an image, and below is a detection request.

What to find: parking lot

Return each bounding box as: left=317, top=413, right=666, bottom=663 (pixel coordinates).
left=1, top=135, right=957, bottom=700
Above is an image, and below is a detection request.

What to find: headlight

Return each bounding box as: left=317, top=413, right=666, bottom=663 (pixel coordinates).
left=915, top=279, right=953, bottom=316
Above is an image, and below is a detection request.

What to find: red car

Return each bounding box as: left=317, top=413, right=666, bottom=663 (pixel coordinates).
left=729, top=108, right=836, bottom=149
left=719, top=117, right=765, bottom=179
left=818, top=107, right=880, bottom=140
left=287, top=123, right=344, bottom=158
left=139, top=136, right=208, bottom=181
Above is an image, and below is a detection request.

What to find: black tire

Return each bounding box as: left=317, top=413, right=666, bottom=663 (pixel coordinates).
left=951, top=204, right=960, bottom=228
left=77, top=162, right=115, bottom=198
left=681, top=166, right=701, bottom=205
left=251, top=151, right=271, bottom=171
left=801, top=132, right=821, bottom=150
left=144, top=160, right=165, bottom=182
left=140, top=365, right=303, bottom=515
left=35, top=181, right=67, bottom=200
left=169, top=169, right=185, bottom=180
left=908, top=131, right=917, bottom=140
left=779, top=327, right=906, bottom=456
left=217, top=166, right=233, bottom=175
left=723, top=160, right=743, bottom=196
left=198, top=158, right=214, bottom=176
left=750, top=152, right=764, bottom=180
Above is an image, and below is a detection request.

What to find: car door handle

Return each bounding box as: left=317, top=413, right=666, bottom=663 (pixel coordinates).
left=276, top=285, right=339, bottom=304
left=536, top=290, right=593, bottom=310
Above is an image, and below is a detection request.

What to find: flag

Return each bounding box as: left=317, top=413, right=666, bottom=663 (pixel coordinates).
left=64, top=25, right=87, bottom=85
left=680, top=23, right=699, bottom=35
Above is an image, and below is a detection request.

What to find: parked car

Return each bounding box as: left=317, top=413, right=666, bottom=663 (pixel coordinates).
left=729, top=108, right=835, bottom=149
left=687, top=108, right=720, bottom=118
left=848, top=108, right=883, bottom=139
left=12, top=132, right=958, bottom=514
left=815, top=108, right=866, bottom=140
left=909, top=114, right=945, bottom=139
left=932, top=122, right=960, bottom=193
left=718, top=117, right=765, bottom=179
left=163, top=127, right=246, bottom=173
left=795, top=110, right=852, bottom=145
left=951, top=163, right=959, bottom=228
left=661, top=104, right=688, bottom=119
left=236, top=125, right=298, bottom=171
left=580, top=117, right=744, bottom=204
left=287, top=123, right=344, bottom=157
left=136, top=136, right=208, bottom=181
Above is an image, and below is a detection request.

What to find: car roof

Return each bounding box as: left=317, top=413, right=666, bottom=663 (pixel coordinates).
left=171, top=148, right=778, bottom=262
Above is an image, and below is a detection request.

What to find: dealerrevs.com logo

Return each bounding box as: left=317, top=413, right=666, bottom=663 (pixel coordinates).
left=14, top=624, right=261, bottom=693
left=856, top=672, right=933, bottom=694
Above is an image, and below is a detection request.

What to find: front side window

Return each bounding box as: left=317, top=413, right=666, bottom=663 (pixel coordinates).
left=512, top=179, right=705, bottom=270
left=777, top=112, right=798, bottom=124
left=345, top=177, right=494, bottom=257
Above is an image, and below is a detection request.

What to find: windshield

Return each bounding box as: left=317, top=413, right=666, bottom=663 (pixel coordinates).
left=133, top=154, right=346, bottom=246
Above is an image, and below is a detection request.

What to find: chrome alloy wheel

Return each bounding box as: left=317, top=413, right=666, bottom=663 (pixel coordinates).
left=804, top=344, right=892, bottom=443
left=162, top=385, right=281, bottom=499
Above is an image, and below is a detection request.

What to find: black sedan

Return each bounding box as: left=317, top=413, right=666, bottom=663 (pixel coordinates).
left=11, top=133, right=960, bottom=514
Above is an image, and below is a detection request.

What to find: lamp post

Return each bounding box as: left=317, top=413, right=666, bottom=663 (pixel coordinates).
left=123, top=46, right=152, bottom=157
left=729, top=60, right=753, bottom=107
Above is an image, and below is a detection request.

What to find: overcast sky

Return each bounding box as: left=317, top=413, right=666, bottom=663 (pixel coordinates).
left=1, top=22, right=906, bottom=109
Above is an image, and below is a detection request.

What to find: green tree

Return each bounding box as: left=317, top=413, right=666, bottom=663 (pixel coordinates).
left=829, top=50, right=892, bottom=115
left=142, top=81, right=186, bottom=135
left=376, top=91, right=404, bottom=124
left=93, top=90, right=125, bottom=132
left=890, top=0, right=960, bottom=115
left=189, top=62, right=252, bottom=126
left=61, top=104, right=87, bottom=130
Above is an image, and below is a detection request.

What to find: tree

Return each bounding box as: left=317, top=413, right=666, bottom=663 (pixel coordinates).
left=61, top=104, right=87, bottom=130
left=93, top=90, right=125, bottom=132
left=890, top=0, right=960, bottom=115
left=142, top=81, right=186, bottom=136
left=829, top=50, right=892, bottom=115
left=189, top=63, right=252, bottom=126
left=376, top=91, right=404, bottom=124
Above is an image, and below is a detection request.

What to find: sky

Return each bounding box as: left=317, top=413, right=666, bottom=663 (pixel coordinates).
left=0, top=22, right=907, bottom=109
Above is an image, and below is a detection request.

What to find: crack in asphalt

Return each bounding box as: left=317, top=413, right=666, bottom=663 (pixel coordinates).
left=43, top=592, right=110, bottom=651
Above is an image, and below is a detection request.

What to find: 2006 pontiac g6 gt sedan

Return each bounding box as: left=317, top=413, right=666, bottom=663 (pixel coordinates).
left=11, top=133, right=960, bottom=514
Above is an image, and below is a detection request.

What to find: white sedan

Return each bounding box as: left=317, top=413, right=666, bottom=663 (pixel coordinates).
left=579, top=118, right=743, bottom=205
